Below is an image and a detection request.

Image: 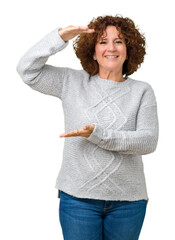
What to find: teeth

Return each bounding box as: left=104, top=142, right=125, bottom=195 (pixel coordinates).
left=105, top=56, right=118, bottom=58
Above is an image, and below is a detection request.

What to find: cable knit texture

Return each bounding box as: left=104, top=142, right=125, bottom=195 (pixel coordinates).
left=16, top=27, right=159, bottom=201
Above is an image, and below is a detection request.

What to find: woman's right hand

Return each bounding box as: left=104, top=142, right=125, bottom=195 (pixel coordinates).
left=58, top=25, right=95, bottom=42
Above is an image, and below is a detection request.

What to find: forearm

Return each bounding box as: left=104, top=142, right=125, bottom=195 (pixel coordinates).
left=87, top=124, right=159, bottom=155
left=87, top=103, right=159, bottom=155
left=16, top=27, right=69, bottom=84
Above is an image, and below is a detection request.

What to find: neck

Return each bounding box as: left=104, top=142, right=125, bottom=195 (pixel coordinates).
left=98, top=69, right=126, bottom=82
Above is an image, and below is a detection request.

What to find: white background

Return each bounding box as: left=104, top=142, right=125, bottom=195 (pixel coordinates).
left=1, top=0, right=174, bottom=239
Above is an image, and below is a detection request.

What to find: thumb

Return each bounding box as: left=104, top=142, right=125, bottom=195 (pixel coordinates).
left=83, top=125, right=90, bottom=130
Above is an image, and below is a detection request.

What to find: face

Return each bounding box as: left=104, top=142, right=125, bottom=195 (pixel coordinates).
left=93, top=26, right=127, bottom=75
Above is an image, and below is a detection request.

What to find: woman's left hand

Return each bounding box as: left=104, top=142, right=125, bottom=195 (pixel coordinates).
left=59, top=124, right=95, bottom=138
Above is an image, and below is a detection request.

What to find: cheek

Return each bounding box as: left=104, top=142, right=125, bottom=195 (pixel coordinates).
left=95, top=46, right=104, bottom=58
left=119, top=46, right=127, bottom=57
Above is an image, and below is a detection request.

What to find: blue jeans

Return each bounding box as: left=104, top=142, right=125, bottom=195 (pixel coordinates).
left=59, top=191, right=147, bottom=240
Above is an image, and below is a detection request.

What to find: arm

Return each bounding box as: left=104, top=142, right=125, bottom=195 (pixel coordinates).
left=87, top=85, right=159, bottom=155
left=16, top=26, right=94, bottom=99
left=16, top=27, right=69, bottom=99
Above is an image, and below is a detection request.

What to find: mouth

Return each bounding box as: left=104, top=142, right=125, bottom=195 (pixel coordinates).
left=105, top=55, right=119, bottom=59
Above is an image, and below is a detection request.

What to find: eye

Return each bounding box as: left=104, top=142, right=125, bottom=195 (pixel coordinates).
left=99, top=41, right=123, bottom=44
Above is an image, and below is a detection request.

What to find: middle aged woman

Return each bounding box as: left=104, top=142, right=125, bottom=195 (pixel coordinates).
left=16, top=15, right=159, bottom=240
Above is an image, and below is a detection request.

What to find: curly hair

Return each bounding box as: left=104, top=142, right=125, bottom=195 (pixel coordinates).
left=73, top=15, right=146, bottom=77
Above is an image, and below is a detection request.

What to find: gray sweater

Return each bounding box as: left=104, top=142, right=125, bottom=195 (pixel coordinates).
left=16, top=27, right=159, bottom=201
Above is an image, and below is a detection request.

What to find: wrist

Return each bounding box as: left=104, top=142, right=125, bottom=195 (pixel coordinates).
left=58, top=29, right=67, bottom=42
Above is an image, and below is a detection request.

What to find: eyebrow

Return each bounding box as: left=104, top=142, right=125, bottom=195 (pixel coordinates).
left=100, top=37, right=122, bottom=40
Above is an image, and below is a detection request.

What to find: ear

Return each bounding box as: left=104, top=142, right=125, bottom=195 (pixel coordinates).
left=93, top=53, right=97, bottom=60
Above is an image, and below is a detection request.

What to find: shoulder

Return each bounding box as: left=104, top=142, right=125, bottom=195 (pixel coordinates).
left=129, top=78, right=156, bottom=97
left=129, top=78, right=157, bottom=105
left=129, top=77, right=154, bottom=91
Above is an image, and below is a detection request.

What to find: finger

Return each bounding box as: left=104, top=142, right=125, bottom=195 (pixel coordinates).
left=60, top=129, right=80, bottom=137
left=76, top=26, right=89, bottom=30
left=82, top=29, right=95, bottom=33
left=74, top=26, right=95, bottom=32
left=80, top=29, right=95, bottom=33
left=60, top=131, right=72, bottom=137
left=67, top=26, right=87, bottom=31
left=60, top=132, right=74, bottom=137
left=60, top=133, right=66, bottom=137
left=84, top=124, right=93, bottom=130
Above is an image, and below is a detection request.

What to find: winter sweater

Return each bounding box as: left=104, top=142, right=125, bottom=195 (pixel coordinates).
left=16, top=27, right=159, bottom=201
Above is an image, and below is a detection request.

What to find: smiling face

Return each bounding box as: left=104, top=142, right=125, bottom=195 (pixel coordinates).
left=93, top=25, right=127, bottom=76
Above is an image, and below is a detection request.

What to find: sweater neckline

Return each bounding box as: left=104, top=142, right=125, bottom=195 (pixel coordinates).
left=93, top=74, right=132, bottom=87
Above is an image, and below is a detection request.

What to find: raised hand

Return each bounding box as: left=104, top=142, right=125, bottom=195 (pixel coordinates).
left=60, top=124, right=95, bottom=138
left=58, top=25, right=95, bottom=42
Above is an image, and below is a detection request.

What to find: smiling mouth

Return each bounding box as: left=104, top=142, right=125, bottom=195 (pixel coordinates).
left=105, top=55, right=119, bottom=58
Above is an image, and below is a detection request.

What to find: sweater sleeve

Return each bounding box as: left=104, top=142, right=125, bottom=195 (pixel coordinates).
left=87, top=85, right=159, bottom=155
left=16, top=27, right=69, bottom=99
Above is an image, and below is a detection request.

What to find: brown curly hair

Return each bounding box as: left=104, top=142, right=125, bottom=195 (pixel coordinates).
left=73, top=15, right=146, bottom=77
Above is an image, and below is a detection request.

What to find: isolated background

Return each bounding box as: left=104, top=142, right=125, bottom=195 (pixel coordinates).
left=1, top=0, right=174, bottom=239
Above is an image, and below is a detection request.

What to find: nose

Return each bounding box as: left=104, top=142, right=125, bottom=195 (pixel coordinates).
left=107, top=42, right=116, bottom=52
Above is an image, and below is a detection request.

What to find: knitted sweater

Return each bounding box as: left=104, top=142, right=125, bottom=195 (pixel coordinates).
left=16, top=27, right=159, bottom=201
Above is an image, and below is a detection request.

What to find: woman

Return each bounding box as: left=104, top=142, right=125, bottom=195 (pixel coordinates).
left=16, top=15, right=159, bottom=240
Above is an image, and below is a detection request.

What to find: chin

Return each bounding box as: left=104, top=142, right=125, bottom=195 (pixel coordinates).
left=105, top=66, right=121, bottom=72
